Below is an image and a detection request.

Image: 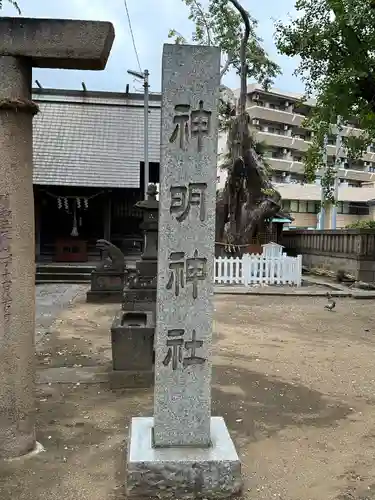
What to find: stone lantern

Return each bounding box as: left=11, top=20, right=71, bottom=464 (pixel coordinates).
left=129, top=183, right=159, bottom=291
left=109, top=184, right=159, bottom=389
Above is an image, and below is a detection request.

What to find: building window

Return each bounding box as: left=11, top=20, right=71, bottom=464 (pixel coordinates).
left=337, top=202, right=349, bottom=214
left=298, top=201, right=308, bottom=213
left=349, top=203, right=369, bottom=215
left=292, top=154, right=304, bottom=162
left=270, top=149, right=284, bottom=159
left=282, top=200, right=319, bottom=213
left=282, top=200, right=290, bottom=211
left=290, top=200, right=299, bottom=212
left=327, top=135, right=336, bottom=145
left=307, top=201, right=319, bottom=213
left=337, top=202, right=369, bottom=215
left=269, top=103, right=281, bottom=110
left=268, top=126, right=280, bottom=134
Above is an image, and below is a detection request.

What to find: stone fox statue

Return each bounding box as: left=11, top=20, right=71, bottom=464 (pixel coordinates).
left=96, top=239, right=126, bottom=272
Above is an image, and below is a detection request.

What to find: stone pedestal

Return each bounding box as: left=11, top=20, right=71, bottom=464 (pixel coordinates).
left=109, top=310, right=154, bottom=389
left=86, top=239, right=127, bottom=303
left=121, top=288, right=157, bottom=312
left=0, top=17, right=114, bottom=459
left=86, top=269, right=124, bottom=303
left=126, top=417, right=242, bottom=499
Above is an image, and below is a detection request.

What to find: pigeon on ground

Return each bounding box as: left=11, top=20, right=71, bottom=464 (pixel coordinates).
left=324, top=292, right=336, bottom=311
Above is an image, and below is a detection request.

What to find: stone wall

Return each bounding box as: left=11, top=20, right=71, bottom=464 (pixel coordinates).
left=282, top=229, right=375, bottom=282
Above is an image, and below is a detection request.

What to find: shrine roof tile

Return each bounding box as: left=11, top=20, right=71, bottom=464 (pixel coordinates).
left=32, top=88, right=161, bottom=188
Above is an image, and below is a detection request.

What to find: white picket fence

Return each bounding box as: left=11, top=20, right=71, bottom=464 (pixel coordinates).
left=214, top=252, right=302, bottom=286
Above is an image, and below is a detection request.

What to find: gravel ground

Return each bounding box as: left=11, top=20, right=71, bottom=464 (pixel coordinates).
left=35, top=284, right=89, bottom=345
left=1, top=294, right=375, bottom=500
left=213, top=295, right=375, bottom=500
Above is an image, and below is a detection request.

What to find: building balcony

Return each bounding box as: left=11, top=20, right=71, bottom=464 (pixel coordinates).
left=247, top=104, right=305, bottom=127
left=267, top=158, right=305, bottom=174
left=248, top=104, right=371, bottom=145
left=217, top=158, right=375, bottom=192
left=266, top=157, right=375, bottom=182
left=253, top=130, right=310, bottom=151
left=217, top=157, right=375, bottom=193
left=274, top=182, right=375, bottom=203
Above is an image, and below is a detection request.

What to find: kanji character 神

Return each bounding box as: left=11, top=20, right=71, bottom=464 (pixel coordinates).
left=166, top=251, right=185, bottom=296
left=190, top=100, right=211, bottom=152
left=186, top=249, right=207, bottom=299
left=162, top=329, right=185, bottom=371
left=169, top=104, right=190, bottom=150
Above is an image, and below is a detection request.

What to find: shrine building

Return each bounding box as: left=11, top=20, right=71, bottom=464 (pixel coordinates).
left=32, top=87, right=161, bottom=263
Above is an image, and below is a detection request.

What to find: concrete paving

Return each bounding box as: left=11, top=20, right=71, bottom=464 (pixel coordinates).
left=35, top=284, right=88, bottom=345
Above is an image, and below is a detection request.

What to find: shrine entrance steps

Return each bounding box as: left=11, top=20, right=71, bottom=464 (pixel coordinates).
left=36, top=257, right=138, bottom=284
left=36, top=263, right=94, bottom=284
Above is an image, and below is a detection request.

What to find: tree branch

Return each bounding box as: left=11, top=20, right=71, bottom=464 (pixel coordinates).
left=191, top=0, right=212, bottom=45
left=0, top=0, right=21, bottom=14
left=228, top=0, right=250, bottom=154
left=220, top=54, right=235, bottom=78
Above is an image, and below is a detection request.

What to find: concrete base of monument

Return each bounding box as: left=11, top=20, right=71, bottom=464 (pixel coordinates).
left=109, top=369, right=154, bottom=389
left=126, top=416, right=242, bottom=499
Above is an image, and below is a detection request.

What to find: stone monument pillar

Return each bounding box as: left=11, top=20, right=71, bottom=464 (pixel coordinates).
left=0, top=17, right=114, bottom=459
left=126, top=44, right=242, bottom=499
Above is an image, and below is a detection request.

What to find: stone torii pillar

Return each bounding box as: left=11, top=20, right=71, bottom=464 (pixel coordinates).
left=0, top=17, right=114, bottom=459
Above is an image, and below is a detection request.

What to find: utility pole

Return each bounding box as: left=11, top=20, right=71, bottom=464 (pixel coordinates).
left=143, top=69, right=150, bottom=199
left=331, top=116, right=343, bottom=229
left=319, top=134, right=328, bottom=229
left=127, top=68, right=150, bottom=200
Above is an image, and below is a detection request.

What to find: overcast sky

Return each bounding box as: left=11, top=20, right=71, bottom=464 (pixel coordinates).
left=1, top=0, right=303, bottom=94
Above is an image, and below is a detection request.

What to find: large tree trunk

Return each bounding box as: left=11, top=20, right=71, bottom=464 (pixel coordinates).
left=217, top=113, right=281, bottom=247
left=216, top=0, right=281, bottom=249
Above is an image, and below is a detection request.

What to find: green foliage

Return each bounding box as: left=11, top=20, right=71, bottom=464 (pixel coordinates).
left=170, top=0, right=280, bottom=179
left=261, top=187, right=276, bottom=197
left=0, top=0, right=21, bottom=13
left=346, top=219, right=375, bottom=229
left=169, top=0, right=280, bottom=85
left=167, top=29, right=187, bottom=45
left=320, top=163, right=337, bottom=205
left=275, top=0, right=375, bottom=202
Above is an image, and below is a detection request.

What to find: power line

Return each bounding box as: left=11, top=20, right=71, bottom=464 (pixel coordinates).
left=123, top=0, right=142, bottom=73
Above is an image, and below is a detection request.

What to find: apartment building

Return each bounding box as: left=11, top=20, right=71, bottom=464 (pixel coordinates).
left=217, top=84, right=375, bottom=228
